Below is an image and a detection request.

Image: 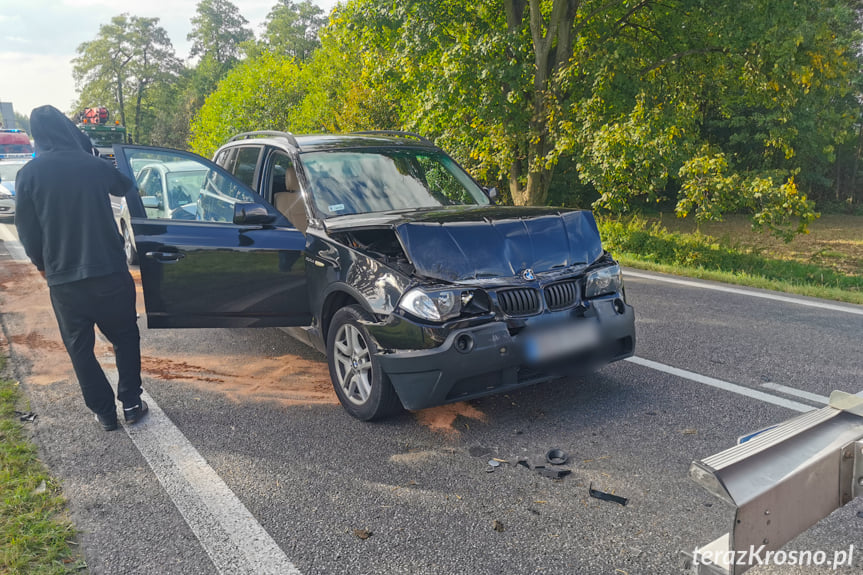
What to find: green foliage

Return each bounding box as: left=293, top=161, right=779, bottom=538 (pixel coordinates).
left=0, top=374, right=81, bottom=574
left=598, top=217, right=862, bottom=293
left=188, top=0, right=253, bottom=64
left=73, top=13, right=181, bottom=143
left=190, top=52, right=306, bottom=156
left=260, top=0, right=328, bottom=62
left=13, top=112, right=30, bottom=134
left=78, top=0, right=863, bottom=234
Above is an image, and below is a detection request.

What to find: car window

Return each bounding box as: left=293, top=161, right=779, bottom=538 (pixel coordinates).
left=214, top=147, right=236, bottom=171
left=300, top=149, right=489, bottom=218
left=135, top=168, right=165, bottom=219
left=231, top=146, right=262, bottom=189
left=122, top=148, right=259, bottom=223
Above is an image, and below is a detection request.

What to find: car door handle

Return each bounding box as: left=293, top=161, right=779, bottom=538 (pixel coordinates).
left=145, top=251, right=186, bottom=263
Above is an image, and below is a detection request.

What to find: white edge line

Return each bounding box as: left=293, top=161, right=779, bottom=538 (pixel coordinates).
left=105, top=367, right=301, bottom=575
left=626, top=356, right=814, bottom=413
left=624, top=270, right=863, bottom=317
left=760, top=382, right=830, bottom=405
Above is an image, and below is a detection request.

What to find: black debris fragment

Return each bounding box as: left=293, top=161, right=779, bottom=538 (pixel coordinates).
left=516, top=458, right=531, bottom=469
left=588, top=483, right=628, bottom=506
left=15, top=411, right=37, bottom=422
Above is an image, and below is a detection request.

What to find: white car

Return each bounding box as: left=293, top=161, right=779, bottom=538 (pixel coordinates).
left=0, top=181, right=13, bottom=219
left=0, top=157, right=30, bottom=220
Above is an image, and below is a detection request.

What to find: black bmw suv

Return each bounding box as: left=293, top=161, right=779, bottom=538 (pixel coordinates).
left=114, top=131, right=635, bottom=420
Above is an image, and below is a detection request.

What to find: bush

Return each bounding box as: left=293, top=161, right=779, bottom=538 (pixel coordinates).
left=598, top=217, right=862, bottom=292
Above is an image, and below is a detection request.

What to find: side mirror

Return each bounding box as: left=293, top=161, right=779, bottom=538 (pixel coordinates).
left=234, top=202, right=276, bottom=226
left=141, top=196, right=160, bottom=209
left=484, top=186, right=498, bottom=203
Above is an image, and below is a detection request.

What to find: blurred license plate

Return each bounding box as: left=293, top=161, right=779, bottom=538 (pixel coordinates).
left=523, top=321, right=600, bottom=363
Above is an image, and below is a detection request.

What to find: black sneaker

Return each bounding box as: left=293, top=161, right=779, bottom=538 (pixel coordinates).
left=95, top=411, right=118, bottom=431
left=123, top=400, right=149, bottom=424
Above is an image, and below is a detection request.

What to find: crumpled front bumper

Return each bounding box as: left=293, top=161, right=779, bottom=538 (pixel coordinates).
left=375, top=297, right=635, bottom=411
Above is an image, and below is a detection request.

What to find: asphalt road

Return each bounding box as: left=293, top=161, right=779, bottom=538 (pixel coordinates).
left=1, top=219, right=861, bottom=575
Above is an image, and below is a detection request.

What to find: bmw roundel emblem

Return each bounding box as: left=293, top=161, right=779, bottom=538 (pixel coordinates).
left=521, top=268, right=535, bottom=281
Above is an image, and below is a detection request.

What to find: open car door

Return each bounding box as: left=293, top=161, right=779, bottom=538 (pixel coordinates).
left=113, top=145, right=311, bottom=328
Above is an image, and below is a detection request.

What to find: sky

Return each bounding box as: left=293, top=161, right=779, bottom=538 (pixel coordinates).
left=0, top=0, right=338, bottom=123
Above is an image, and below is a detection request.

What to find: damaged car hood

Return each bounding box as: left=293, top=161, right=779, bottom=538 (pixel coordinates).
left=325, top=206, right=605, bottom=282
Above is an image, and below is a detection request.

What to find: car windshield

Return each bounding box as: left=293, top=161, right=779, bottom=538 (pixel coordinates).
left=301, top=149, right=490, bottom=217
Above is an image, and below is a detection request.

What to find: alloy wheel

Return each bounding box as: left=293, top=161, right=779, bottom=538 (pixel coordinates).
left=333, top=323, right=373, bottom=405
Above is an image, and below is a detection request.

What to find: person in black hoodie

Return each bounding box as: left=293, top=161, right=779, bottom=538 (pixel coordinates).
left=15, top=105, right=147, bottom=431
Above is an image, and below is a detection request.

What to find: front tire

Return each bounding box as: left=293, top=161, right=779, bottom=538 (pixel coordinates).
left=122, top=221, right=138, bottom=265
left=326, top=305, right=402, bottom=421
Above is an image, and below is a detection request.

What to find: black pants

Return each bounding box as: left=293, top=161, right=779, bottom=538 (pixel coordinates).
left=49, top=271, right=142, bottom=416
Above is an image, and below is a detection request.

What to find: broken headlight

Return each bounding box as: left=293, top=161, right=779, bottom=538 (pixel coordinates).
left=399, top=288, right=481, bottom=322
left=584, top=264, right=622, bottom=298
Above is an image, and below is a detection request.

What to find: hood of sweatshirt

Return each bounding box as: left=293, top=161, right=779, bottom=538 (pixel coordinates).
left=30, top=105, right=93, bottom=154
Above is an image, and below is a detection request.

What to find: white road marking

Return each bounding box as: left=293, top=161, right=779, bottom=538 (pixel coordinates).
left=624, top=270, right=863, bottom=317
left=106, top=369, right=301, bottom=575
left=0, top=223, right=28, bottom=261
left=760, top=382, right=830, bottom=404
left=626, top=356, right=814, bottom=412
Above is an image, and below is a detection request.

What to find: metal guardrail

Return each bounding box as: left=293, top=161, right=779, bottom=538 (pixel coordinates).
left=684, top=391, right=863, bottom=574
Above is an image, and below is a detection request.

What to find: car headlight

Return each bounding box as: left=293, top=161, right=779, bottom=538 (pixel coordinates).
left=0, top=186, right=11, bottom=199
left=399, top=288, right=476, bottom=322
left=585, top=264, right=622, bottom=298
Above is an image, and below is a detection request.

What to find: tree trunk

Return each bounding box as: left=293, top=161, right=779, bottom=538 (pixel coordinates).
left=850, top=121, right=863, bottom=205
left=507, top=0, right=576, bottom=206
left=116, top=75, right=126, bottom=128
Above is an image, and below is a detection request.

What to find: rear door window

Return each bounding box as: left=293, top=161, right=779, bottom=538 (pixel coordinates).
left=230, top=146, right=262, bottom=189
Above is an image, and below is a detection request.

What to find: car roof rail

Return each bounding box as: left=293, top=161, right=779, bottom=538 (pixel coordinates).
left=350, top=130, right=434, bottom=146
left=227, top=130, right=299, bottom=148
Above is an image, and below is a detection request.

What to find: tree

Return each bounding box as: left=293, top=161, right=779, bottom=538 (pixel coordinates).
left=73, top=14, right=137, bottom=127
left=336, top=0, right=861, bottom=237
left=14, top=112, right=30, bottom=134
left=190, top=52, right=306, bottom=155
left=73, top=14, right=181, bottom=143
left=127, top=17, right=183, bottom=143
left=262, top=0, right=328, bottom=61
left=188, top=0, right=253, bottom=64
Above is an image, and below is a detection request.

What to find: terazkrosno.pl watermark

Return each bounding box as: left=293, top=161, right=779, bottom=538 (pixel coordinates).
left=693, top=545, right=855, bottom=570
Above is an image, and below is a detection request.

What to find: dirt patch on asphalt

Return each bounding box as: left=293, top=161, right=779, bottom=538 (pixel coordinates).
left=0, top=261, right=486, bottom=430
left=413, top=403, right=488, bottom=436
left=9, top=332, right=65, bottom=353
left=0, top=262, right=79, bottom=385
left=139, top=353, right=338, bottom=406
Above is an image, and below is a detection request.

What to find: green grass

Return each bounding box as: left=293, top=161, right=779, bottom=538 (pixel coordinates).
left=598, top=217, right=863, bottom=305
left=0, top=356, right=84, bottom=574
